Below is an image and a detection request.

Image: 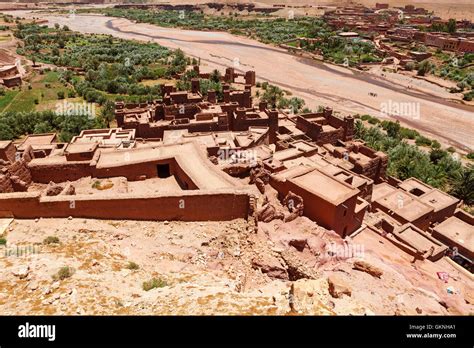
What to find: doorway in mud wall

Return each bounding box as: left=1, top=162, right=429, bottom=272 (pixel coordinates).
left=157, top=163, right=171, bottom=178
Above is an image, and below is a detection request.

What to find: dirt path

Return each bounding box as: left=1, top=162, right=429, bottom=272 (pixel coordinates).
left=6, top=11, right=474, bottom=150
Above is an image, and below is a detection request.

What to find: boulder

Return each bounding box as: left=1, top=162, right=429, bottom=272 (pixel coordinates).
left=46, top=182, right=64, bottom=196
left=222, top=163, right=250, bottom=177
left=10, top=176, right=28, bottom=192
left=281, top=250, right=318, bottom=281
left=328, top=274, right=352, bottom=298
left=353, top=260, right=383, bottom=278
left=62, top=183, right=76, bottom=195
left=12, top=265, right=30, bottom=279
left=256, top=203, right=284, bottom=223
left=252, top=254, right=288, bottom=279
left=290, top=279, right=335, bottom=315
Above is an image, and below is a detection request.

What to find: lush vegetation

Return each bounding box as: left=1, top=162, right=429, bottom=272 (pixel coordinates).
left=355, top=117, right=473, bottom=205
left=425, top=18, right=458, bottom=34
left=93, top=8, right=381, bottom=66
left=431, top=52, right=474, bottom=100
left=0, top=23, right=191, bottom=142
left=257, top=81, right=307, bottom=112
left=0, top=110, right=99, bottom=143
left=14, top=23, right=175, bottom=100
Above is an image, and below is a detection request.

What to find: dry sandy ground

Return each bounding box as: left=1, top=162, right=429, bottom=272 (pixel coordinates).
left=0, top=214, right=472, bottom=315
left=6, top=11, right=473, bottom=151
left=2, top=0, right=473, bottom=20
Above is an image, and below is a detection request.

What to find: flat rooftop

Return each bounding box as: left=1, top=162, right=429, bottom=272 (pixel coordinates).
left=18, top=133, right=56, bottom=151
left=419, top=190, right=459, bottom=211
left=396, top=225, right=444, bottom=253
left=373, top=183, right=433, bottom=222
left=433, top=216, right=474, bottom=255
left=65, top=142, right=98, bottom=155
left=0, top=140, right=12, bottom=150
left=290, top=168, right=359, bottom=205
left=399, top=178, right=459, bottom=211
left=72, top=128, right=135, bottom=148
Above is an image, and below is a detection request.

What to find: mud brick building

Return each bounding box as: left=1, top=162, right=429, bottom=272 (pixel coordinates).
left=294, top=107, right=355, bottom=145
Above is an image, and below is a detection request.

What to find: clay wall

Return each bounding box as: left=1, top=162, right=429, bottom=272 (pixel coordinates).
left=0, top=65, right=19, bottom=78
left=0, top=174, right=13, bottom=193
left=454, top=209, right=474, bottom=225
left=7, top=159, right=32, bottom=185
left=296, top=113, right=345, bottom=145
left=431, top=204, right=457, bottom=224
left=0, top=142, right=16, bottom=162
left=0, top=191, right=250, bottom=221
left=29, top=162, right=93, bottom=184
left=94, top=158, right=198, bottom=188
left=459, top=40, right=474, bottom=53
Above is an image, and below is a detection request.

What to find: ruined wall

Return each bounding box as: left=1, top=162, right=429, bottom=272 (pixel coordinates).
left=349, top=145, right=388, bottom=182
left=127, top=120, right=221, bottom=139
left=326, top=113, right=354, bottom=141
left=0, top=142, right=16, bottom=162
left=0, top=174, right=13, bottom=193
left=7, top=159, right=32, bottom=185
left=295, top=116, right=344, bottom=145
left=317, top=128, right=344, bottom=145
left=0, top=191, right=250, bottom=221
left=94, top=158, right=198, bottom=188
left=29, top=162, right=93, bottom=184
left=0, top=145, right=33, bottom=193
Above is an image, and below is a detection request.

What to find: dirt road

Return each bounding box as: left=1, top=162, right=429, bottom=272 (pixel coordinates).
left=7, top=12, right=474, bottom=150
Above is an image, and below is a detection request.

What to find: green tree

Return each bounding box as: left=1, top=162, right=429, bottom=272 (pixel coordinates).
left=449, top=166, right=474, bottom=205
left=447, top=19, right=456, bottom=34
left=262, top=85, right=284, bottom=108
left=417, top=60, right=432, bottom=76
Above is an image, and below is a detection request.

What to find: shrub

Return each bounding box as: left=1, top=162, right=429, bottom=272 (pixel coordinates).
left=57, top=91, right=65, bottom=99
left=417, top=60, right=433, bottom=76
left=92, top=180, right=114, bottom=190
left=430, top=149, right=447, bottom=164
left=467, top=152, right=474, bottom=160
left=0, top=238, right=6, bottom=245
left=415, top=136, right=432, bottom=147
left=126, top=261, right=139, bottom=270
left=43, top=236, right=60, bottom=245
left=399, top=127, right=419, bottom=139
left=367, top=117, right=380, bottom=125
left=431, top=140, right=441, bottom=149
left=142, top=277, right=168, bottom=291
left=405, top=62, right=415, bottom=71
left=446, top=147, right=456, bottom=153
left=52, top=266, right=74, bottom=281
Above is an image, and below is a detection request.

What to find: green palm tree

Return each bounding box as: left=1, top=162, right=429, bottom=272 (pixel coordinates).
left=449, top=166, right=474, bottom=205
